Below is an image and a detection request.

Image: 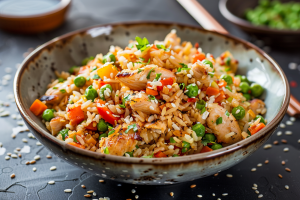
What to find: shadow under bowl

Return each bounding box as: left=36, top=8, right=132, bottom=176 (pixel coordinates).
left=14, top=21, right=289, bottom=185
left=219, top=0, right=300, bottom=48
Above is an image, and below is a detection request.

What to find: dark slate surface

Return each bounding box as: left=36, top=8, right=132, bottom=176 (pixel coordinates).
left=1, top=0, right=300, bottom=199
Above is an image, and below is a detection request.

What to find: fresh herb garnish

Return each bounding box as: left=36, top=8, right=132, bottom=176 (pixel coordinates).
left=208, top=72, right=215, bottom=78
left=154, top=73, right=162, bottom=81
left=53, top=87, right=58, bottom=89
left=225, top=85, right=232, bottom=92
left=92, top=66, right=97, bottom=71
left=170, top=137, right=176, bottom=143
left=135, top=36, right=151, bottom=52
left=142, top=153, right=154, bottom=158
left=92, top=74, right=101, bottom=79
left=82, top=56, right=94, bottom=65
left=104, top=147, right=109, bottom=154
left=179, top=83, right=185, bottom=90
left=178, top=63, right=190, bottom=72
left=138, top=68, right=144, bottom=74
left=216, top=117, right=223, bottom=125
left=86, top=77, right=90, bottom=81
left=128, top=43, right=134, bottom=48
left=146, top=68, right=155, bottom=79
left=156, top=44, right=170, bottom=52
left=108, top=130, right=115, bottom=136
left=225, top=110, right=230, bottom=117
left=125, top=151, right=134, bottom=157
left=59, top=129, right=69, bottom=141
left=73, top=135, right=78, bottom=142
left=60, top=89, right=66, bottom=93
left=201, top=107, right=206, bottom=114
left=139, top=57, right=145, bottom=61
left=119, top=94, right=131, bottom=108
left=148, top=95, right=156, bottom=101
left=225, top=67, right=231, bottom=72
left=58, top=78, right=65, bottom=83
left=146, top=58, right=151, bottom=64
left=125, top=123, right=138, bottom=134
left=201, top=139, right=210, bottom=146
left=135, top=145, right=139, bottom=149
left=196, top=100, right=206, bottom=110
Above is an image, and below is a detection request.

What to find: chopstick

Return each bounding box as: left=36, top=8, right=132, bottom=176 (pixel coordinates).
left=177, top=0, right=300, bottom=117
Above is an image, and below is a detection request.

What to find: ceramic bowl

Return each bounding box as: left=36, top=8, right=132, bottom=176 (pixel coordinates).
left=219, top=0, right=300, bottom=47
left=14, top=22, right=289, bottom=185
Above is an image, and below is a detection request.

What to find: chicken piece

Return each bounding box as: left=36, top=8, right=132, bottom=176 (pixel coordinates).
left=144, top=120, right=166, bottom=134
left=206, top=103, right=242, bottom=145
left=49, top=117, right=68, bottom=136
left=43, top=82, right=69, bottom=104
left=164, top=31, right=181, bottom=47
left=100, top=134, right=137, bottom=156
left=130, top=92, right=161, bottom=114
left=249, top=99, right=265, bottom=115
left=116, top=65, right=175, bottom=90
left=191, top=61, right=212, bottom=79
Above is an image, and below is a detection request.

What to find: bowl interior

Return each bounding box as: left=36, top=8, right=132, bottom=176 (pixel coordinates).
left=15, top=22, right=288, bottom=162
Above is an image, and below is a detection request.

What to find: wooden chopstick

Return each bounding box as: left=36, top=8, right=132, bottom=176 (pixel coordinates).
left=177, top=0, right=299, bottom=117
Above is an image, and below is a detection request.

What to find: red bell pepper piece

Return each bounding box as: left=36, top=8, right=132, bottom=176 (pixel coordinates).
left=214, top=91, right=226, bottom=103
left=192, top=52, right=206, bottom=63
left=96, top=105, right=119, bottom=125
left=200, top=146, right=213, bottom=153
left=68, top=106, right=85, bottom=125
left=248, top=123, right=266, bottom=135
left=187, top=98, right=197, bottom=102
left=85, top=122, right=98, bottom=131
left=157, top=77, right=174, bottom=91
left=154, top=151, right=167, bottom=158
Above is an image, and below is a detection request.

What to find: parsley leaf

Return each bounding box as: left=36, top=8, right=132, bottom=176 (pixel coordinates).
left=60, top=89, right=66, bottom=93
left=216, top=117, right=223, bottom=125
left=148, top=95, right=156, bottom=101
left=201, top=139, right=210, bottom=146
left=154, top=73, right=162, bottom=81
left=138, top=68, right=144, bottom=74
left=119, top=94, right=131, bottom=108
left=225, top=110, right=230, bottom=117
left=135, top=36, right=151, bottom=52
left=156, top=44, right=170, bottom=52
left=147, top=68, right=155, bottom=79
left=125, top=123, right=138, bottom=134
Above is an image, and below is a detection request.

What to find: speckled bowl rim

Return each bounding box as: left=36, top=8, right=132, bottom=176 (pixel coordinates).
left=0, top=0, right=71, bottom=18
left=14, top=21, right=290, bottom=165
left=219, top=0, right=300, bottom=35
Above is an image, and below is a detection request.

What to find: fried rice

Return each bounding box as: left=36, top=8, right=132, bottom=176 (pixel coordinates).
left=30, top=30, right=267, bottom=158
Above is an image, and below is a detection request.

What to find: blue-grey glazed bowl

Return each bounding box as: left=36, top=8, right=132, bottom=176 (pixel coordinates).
left=14, top=22, right=289, bottom=185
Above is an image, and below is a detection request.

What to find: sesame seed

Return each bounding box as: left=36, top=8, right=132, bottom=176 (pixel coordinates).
left=255, top=190, right=259, bottom=194
left=290, top=117, right=296, bottom=122
left=10, top=173, right=15, bottom=178
left=281, top=139, right=287, bottom=143
left=282, top=161, right=286, bottom=165
left=264, top=144, right=272, bottom=149
left=7, top=152, right=11, bottom=156
left=11, top=154, right=17, bottom=158
left=285, top=168, right=291, bottom=172
left=131, top=189, right=136, bottom=193
left=64, top=189, right=72, bottom=193
left=50, top=166, right=56, bottom=171
left=99, top=179, right=104, bottom=183
left=197, top=194, right=202, bottom=198
left=32, top=167, right=37, bottom=172
left=252, top=187, right=257, bottom=190
left=288, top=62, right=297, bottom=70
left=214, top=173, right=219, bottom=176
left=81, top=185, right=86, bottom=188
left=22, top=138, right=28, bottom=143
left=84, top=194, right=91, bottom=197
left=48, top=181, right=55, bottom=184
left=265, top=160, right=269, bottom=164
left=286, top=121, right=293, bottom=125
left=217, top=198, right=221, bottom=200
left=285, top=185, right=289, bottom=190
left=170, top=192, right=174, bottom=197
left=5, top=156, right=10, bottom=160
left=251, top=168, right=257, bottom=172
left=279, top=123, right=286, bottom=128
left=298, top=139, right=300, bottom=143
left=36, top=142, right=42, bottom=146
left=278, top=174, right=283, bottom=178
left=257, top=163, right=262, bottom=167
left=46, top=155, right=52, bottom=159
left=277, top=131, right=282, bottom=136
left=212, top=193, right=215, bottom=196
left=285, top=131, right=292, bottom=135
left=18, top=153, right=22, bottom=157
left=253, top=183, right=258, bottom=187
left=87, top=190, right=94, bottom=194
left=93, top=192, right=96, bottom=196
left=190, top=184, right=196, bottom=188
left=34, top=155, right=40, bottom=160
left=258, top=194, right=263, bottom=198
left=283, top=147, right=289, bottom=152
left=226, top=174, right=233, bottom=178
left=25, top=161, right=30, bottom=165
left=273, top=140, right=279, bottom=145
left=222, top=193, right=228, bottom=196
left=30, top=160, right=36, bottom=164
left=135, top=195, right=139, bottom=199
left=11, top=134, right=16, bottom=138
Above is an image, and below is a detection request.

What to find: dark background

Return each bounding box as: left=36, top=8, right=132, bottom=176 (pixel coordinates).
left=1, top=0, right=300, bottom=199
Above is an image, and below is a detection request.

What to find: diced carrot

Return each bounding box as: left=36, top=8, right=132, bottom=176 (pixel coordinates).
left=200, top=146, right=213, bottom=153
left=96, top=106, right=119, bottom=125
left=233, top=77, right=241, bottom=86
left=248, top=123, right=266, bottom=135
left=157, top=77, right=174, bottom=91
left=192, top=52, right=206, bottom=63
left=154, top=151, right=167, bottom=158
left=173, top=130, right=182, bottom=137
left=68, top=106, right=85, bottom=125
left=96, top=99, right=106, bottom=105
left=30, top=99, right=48, bottom=116
left=206, top=87, right=219, bottom=96
left=85, top=122, right=98, bottom=131
left=146, top=88, right=158, bottom=96
left=85, top=134, right=97, bottom=145
left=215, top=91, right=226, bottom=103
left=218, top=80, right=227, bottom=88
left=68, top=142, right=85, bottom=149
left=187, top=98, right=197, bottom=102
left=78, top=66, right=89, bottom=74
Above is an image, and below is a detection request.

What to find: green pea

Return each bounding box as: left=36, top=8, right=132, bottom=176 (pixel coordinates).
left=99, top=84, right=113, bottom=100
left=211, top=143, right=223, bottom=150
left=99, top=133, right=108, bottom=140
left=84, top=85, right=98, bottom=101
left=103, top=53, right=116, bottom=63
left=59, top=129, right=69, bottom=141
left=243, top=93, right=251, bottom=101
left=97, top=119, right=109, bottom=132
left=74, top=76, right=86, bottom=87
left=240, top=75, right=250, bottom=84
left=250, top=83, right=264, bottom=97
left=220, top=74, right=233, bottom=85
left=239, top=82, right=250, bottom=94
left=232, top=106, right=246, bottom=120
left=186, top=84, right=199, bottom=98
left=203, top=133, right=216, bottom=142
left=42, top=109, right=54, bottom=122
left=182, top=141, right=191, bottom=148
left=202, top=60, right=213, bottom=68
left=192, top=123, right=206, bottom=137
left=254, top=115, right=266, bottom=124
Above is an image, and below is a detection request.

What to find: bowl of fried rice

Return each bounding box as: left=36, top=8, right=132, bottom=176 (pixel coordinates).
left=14, top=22, right=289, bottom=185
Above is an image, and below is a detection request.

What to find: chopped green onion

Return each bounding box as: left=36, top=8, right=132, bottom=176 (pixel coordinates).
left=108, top=130, right=115, bottom=136
left=138, top=68, right=144, bottom=73
left=148, top=95, right=156, bottom=101
left=225, top=110, right=230, bottom=117
left=92, top=74, right=101, bottom=79
left=146, top=68, right=155, bottom=79
left=53, top=87, right=58, bottom=89
left=216, top=117, right=223, bottom=125
left=104, top=147, right=109, bottom=154
left=60, top=89, right=66, bottom=93
left=125, top=124, right=138, bottom=133
left=170, top=137, right=176, bottom=143
left=73, top=135, right=78, bottom=142
left=58, top=78, right=65, bottom=83
left=154, top=73, right=162, bottom=81
left=142, top=153, right=154, bottom=158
